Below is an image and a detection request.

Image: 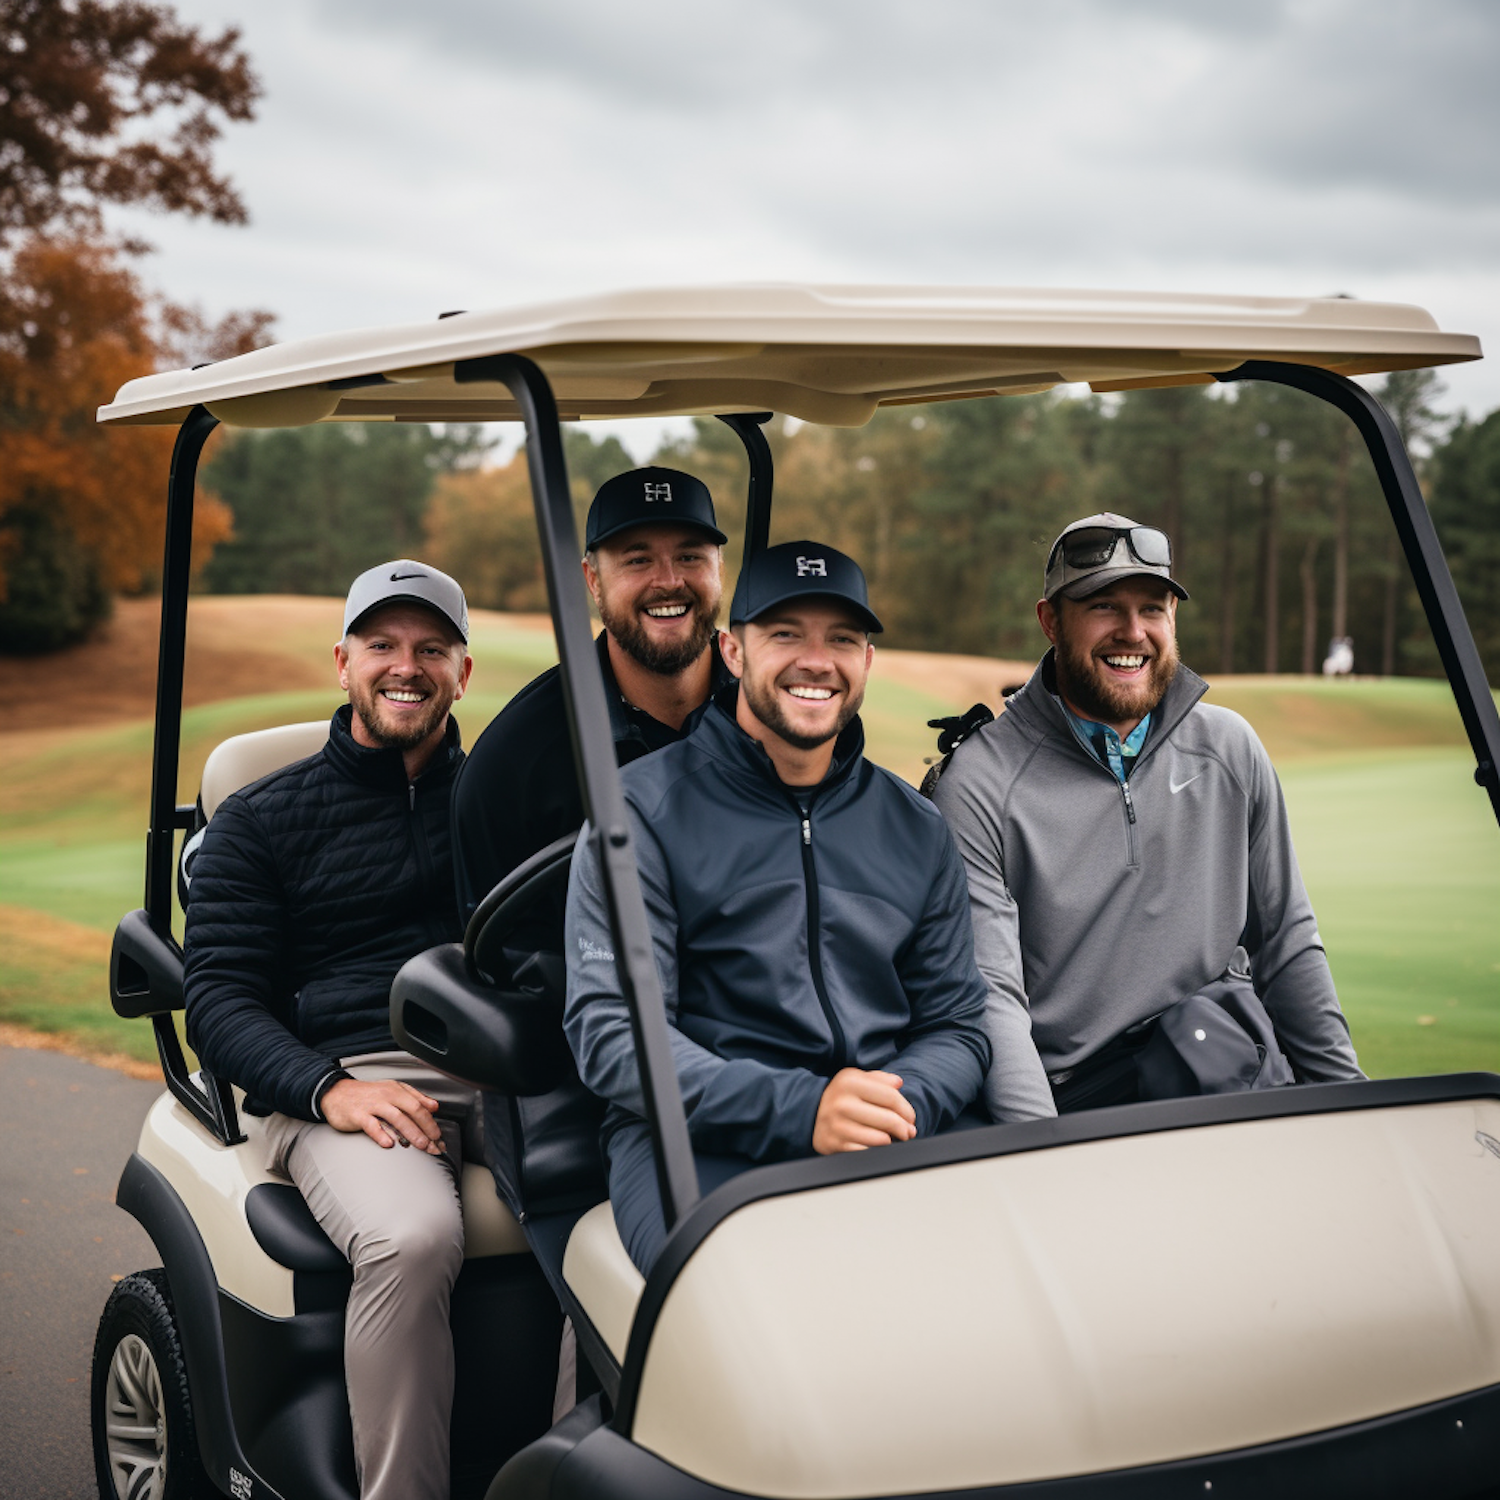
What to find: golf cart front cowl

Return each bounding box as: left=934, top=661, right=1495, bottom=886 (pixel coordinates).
left=551, top=1081, right=1500, bottom=1500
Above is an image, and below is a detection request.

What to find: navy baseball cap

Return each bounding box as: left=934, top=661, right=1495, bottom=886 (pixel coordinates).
left=584, top=466, right=728, bottom=551
left=730, top=541, right=883, bottom=634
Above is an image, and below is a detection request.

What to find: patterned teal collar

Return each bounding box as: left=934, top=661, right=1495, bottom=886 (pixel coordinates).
left=1064, top=705, right=1151, bottom=783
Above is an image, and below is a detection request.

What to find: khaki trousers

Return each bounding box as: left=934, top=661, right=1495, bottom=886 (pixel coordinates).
left=264, top=1051, right=483, bottom=1500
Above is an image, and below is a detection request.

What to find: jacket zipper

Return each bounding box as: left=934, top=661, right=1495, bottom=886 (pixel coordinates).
left=797, top=801, right=849, bottom=1071
left=407, top=779, right=446, bottom=945
left=1061, top=713, right=1139, bottom=868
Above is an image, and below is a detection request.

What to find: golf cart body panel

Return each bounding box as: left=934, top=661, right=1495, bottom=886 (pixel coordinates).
left=131, top=1091, right=529, bottom=1320
left=95, top=283, right=1500, bottom=1499
left=97, top=283, right=1480, bottom=430
left=624, top=1091, right=1500, bottom=1496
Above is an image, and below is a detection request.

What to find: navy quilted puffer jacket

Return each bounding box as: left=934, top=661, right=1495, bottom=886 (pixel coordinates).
left=183, top=705, right=464, bottom=1118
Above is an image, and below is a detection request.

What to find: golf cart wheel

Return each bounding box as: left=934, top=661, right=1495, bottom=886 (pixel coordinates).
left=91, top=1268, right=215, bottom=1500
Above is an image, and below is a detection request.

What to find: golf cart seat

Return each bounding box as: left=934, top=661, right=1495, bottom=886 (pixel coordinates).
left=201, top=719, right=330, bottom=819
left=175, top=719, right=331, bottom=910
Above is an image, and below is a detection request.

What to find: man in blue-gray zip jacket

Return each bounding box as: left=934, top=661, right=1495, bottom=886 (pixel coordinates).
left=564, top=541, right=996, bottom=1273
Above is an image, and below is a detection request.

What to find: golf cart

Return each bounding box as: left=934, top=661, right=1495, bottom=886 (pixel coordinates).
left=93, top=286, right=1500, bottom=1500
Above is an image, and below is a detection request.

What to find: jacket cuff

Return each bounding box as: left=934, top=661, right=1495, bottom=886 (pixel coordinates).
left=311, top=1068, right=352, bottom=1122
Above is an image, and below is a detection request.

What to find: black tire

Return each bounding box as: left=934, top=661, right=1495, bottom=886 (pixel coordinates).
left=91, top=1268, right=218, bottom=1499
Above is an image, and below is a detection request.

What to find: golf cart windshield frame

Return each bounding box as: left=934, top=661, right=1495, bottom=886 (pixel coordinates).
left=141, top=360, right=1500, bottom=1210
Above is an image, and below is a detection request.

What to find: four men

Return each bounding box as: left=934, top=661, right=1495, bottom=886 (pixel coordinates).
left=185, top=484, right=1366, bottom=1475
left=564, top=542, right=991, bottom=1271
left=184, top=560, right=478, bottom=1500
left=927, top=513, right=1363, bottom=1118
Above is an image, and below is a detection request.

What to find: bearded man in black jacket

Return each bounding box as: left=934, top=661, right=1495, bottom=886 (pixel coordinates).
left=184, top=561, right=476, bottom=1500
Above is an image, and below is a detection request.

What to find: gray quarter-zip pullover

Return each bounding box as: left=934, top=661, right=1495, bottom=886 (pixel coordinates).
left=927, top=653, right=1362, bottom=1122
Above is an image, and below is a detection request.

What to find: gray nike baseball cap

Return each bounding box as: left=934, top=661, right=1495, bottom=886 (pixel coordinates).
left=343, top=559, right=470, bottom=643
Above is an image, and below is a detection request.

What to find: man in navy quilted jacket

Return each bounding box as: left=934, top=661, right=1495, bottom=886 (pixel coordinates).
left=184, top=561, right=478, bottom=1500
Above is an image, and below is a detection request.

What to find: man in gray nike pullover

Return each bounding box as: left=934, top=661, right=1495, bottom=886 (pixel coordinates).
left=927, top=512, right=1362, bottom=1120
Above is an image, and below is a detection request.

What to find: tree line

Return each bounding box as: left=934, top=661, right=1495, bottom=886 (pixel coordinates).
left=405, top=369, right=1498, bottom=682
left=1, top=4, right=1495, bottom=687
left=0, top=0, right=265, bottom=652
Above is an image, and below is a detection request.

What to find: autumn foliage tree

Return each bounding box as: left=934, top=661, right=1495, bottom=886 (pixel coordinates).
left=0, top=0, right=262, bottom=651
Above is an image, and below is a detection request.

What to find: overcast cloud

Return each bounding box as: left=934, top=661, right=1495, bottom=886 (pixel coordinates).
left=126, top=1, right=1500, bottom=437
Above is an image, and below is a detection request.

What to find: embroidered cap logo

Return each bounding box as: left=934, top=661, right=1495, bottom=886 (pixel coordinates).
left=644, top=482, right=672, bottom=503
left=796, top=556, right=827, bottom=577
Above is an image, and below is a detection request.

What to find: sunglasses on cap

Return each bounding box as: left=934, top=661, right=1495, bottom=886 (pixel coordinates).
left=1048, top=525, right=1173, bottom=573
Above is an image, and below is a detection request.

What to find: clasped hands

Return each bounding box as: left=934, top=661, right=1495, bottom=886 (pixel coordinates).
left=812, top=1067, right=916, bottom=1154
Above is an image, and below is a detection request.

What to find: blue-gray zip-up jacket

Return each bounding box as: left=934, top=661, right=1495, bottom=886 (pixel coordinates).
left=563, top=693, right=992, bottom=1161
left=928, top=653, right=1362, bottom=1122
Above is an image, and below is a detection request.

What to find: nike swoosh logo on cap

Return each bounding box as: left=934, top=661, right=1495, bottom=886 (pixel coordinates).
left=1170, top=775, right=1200, bottom=794
left=390, top=571, right=428, bottom=580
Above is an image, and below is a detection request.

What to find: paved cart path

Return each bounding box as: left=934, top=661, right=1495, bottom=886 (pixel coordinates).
left=1, top=1044, right=160, bottom=1499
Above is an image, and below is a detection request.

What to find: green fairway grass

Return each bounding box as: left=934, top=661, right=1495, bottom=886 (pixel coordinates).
left=2, top=642, right=1496, bottom=1079
left=1280, top=747, right=1499, bottom=1077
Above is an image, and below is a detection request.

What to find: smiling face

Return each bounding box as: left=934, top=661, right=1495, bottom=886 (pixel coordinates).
left=722, top=600, right=874, bottom=758
left=335, top=602, right=472, bottom=757
left=585, top=523, right=723, bottom=676
left=1039, top=578, right=1179, bottom=734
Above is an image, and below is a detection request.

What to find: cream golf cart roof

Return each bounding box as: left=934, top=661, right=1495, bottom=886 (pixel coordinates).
left=98, top=283, right=1481, bottom=429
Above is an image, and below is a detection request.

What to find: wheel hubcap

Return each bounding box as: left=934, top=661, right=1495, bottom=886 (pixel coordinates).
left=105, top=1333, right=167, bottom=1500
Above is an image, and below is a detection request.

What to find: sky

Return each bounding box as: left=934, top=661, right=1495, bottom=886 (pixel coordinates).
left=122, top=1, right=1500, bottom=454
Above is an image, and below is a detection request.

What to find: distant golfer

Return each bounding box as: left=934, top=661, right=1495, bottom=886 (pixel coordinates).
left=566, top=542, right=993, bottom=1273
left=926, top=513, right=1363, bottom=1118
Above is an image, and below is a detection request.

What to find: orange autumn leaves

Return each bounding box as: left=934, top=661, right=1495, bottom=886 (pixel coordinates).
left=0, top=237, right=238, bottom=606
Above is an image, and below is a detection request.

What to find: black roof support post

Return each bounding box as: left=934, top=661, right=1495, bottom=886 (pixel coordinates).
left=455, top=354, right=700, bottom=1233
left=146, top=405, right=218, bottom=926
left=141, top=404, right=243, bottom=1145
left=1216, top=362, right=1500, bottom=830
left=716, top=411, right=775, bottom=561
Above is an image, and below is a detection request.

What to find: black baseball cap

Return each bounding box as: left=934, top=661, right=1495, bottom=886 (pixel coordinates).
left=584, top=466, right=728, bottom=551
left=730, top=540, right=883, bottom=633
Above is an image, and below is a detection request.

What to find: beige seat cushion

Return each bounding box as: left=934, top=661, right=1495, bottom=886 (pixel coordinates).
left=563, top=1202, right=645, bottom=1362
left=201, top=720, right=330, bottom=819
left=460, top=1163, right=530, bottom=1257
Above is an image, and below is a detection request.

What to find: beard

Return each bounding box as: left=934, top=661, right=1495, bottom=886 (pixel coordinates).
left=598, top=585, right=719, bottom=676
left=1053, top=623, right=1180, bottom=726
left=348, top=681, right=453, bottom=752
left=740, top=667, right=866, bottom=752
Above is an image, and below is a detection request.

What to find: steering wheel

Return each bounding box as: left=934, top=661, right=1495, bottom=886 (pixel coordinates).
left=464, top=830, right=579, bottom=987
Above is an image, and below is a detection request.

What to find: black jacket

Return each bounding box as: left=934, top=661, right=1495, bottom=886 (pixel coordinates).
left=450, top=630, right=729, bottom=930
left=564, top=691, right=992, bottom=1161
left=183, top=705, right=464, bottom=1119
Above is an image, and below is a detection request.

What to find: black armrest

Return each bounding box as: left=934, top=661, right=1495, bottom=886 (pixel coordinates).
left=391, top=944, right=573, bottom=1095
left=111, top=908, right=185, bottom=1018
left=111, top=908, right=245, bottom=1144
